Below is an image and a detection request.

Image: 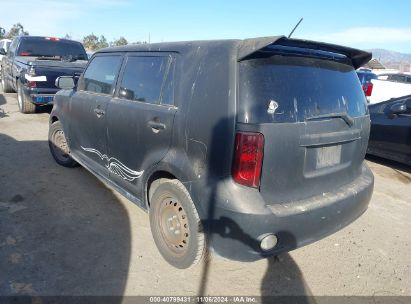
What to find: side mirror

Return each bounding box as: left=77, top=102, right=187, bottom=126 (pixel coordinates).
left=55, top=76, right=75, bottom=90
left=389, top=103, right=407, bottom=115
left=0, top=48, right=6, bottom=56
left=119, top=87, right=135, bottom=100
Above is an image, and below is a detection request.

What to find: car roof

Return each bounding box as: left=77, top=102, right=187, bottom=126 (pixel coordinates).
left=357, top=70, right=375, bottom=74
left=96, top=36, right=372, bottom=69
left=97, top=36, right=283, bottom=61
left=17, top=35, right=83, bottom=44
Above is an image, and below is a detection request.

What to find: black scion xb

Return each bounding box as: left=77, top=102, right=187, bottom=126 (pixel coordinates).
left=49, top=36, right=374, bottom=268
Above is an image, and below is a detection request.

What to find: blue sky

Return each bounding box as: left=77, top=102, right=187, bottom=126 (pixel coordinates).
left=2, top=0, right=411, bottom=53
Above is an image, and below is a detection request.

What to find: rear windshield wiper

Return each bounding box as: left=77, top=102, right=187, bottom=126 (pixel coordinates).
left=306, top=112, right=354, bottom=127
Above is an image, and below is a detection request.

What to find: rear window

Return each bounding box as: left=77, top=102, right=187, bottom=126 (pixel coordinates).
left=238, top=52, right=368, bottom=124
left=17, top=38, right=87, bottom=60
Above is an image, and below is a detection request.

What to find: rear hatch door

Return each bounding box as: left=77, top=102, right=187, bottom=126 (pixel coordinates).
left=237, top=39, right=371, bottom=204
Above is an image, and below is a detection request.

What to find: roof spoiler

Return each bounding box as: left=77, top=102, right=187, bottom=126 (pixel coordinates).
left=237, top=36, right=372, bottom=69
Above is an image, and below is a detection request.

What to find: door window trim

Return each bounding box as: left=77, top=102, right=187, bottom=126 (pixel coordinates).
left=113, top=52, right=177, bottom=108
left=77, top=53, right=125, bottom=97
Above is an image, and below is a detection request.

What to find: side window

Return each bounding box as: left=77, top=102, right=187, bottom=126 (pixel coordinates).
left=79, top=55, right=122, bottom=95
left=0, top=42, right=4, bottom=49
left=118, top=56, right=170, bottom=104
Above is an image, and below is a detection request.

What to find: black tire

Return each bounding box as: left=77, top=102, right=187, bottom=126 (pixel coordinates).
left=48, top=121, right=78, bottom=168
left=149, top=179, right=206, bottom=269
left=1, top=70, right=14, bottom=93
left=17, top=81, right=36, bottom=114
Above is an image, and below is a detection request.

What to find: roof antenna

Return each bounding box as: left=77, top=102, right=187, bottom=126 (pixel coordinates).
left=288, top=18, right=303, bottom=38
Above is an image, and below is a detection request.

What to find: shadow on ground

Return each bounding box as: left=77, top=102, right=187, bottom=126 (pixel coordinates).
left=261, top=254, right=314, bottom=302
left=0, top=133, right=131, bottom=298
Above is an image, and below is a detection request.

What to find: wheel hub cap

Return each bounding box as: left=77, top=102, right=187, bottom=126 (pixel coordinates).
left=159, top=198, right=189, bottom=254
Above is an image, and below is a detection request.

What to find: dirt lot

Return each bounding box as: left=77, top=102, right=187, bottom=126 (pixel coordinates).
left=0, top=88, right=410, bottom=298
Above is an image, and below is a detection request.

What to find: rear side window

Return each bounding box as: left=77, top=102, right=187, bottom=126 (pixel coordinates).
left=118, top=56, right=170, bottom=104
left=79, top=55, right=122, bottom=95
left=239, top=53, right=367, bottom=123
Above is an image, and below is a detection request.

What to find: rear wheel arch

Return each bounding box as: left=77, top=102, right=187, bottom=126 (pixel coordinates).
left=146, top=171, right=177, bottom=208
left=51, top=115, right=59, bottom=124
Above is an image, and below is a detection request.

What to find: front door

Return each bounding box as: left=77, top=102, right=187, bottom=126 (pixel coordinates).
left=68, top=54, right=123, bottom=178
left=105, top=53, right=177, bottom=199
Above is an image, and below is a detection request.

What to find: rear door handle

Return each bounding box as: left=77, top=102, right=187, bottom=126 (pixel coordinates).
left=148, top=120, right=166, bottom=132
left=94, top=108, right=105, bottom=118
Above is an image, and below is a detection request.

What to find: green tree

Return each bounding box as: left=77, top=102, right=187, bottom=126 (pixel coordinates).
left=82, top=33, right=99, bottom=51
left=63, top=33, right=72, bottom=40
left=6, top=23, right=29, bottom=38
left=83, top=34, right=113, bottom=51
left=111, top=37, right=128, bottom=46
left=96, top=35, right=109, bottom=49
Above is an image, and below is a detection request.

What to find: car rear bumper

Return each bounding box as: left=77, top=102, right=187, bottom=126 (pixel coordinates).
left=22, top=86, right=58, bottom=105
left=200, top=163, right=374, bottom=261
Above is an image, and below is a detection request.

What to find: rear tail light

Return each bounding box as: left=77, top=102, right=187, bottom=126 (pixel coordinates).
left=365, top=82, right=373, bottom=97
left=27, top=81, right=36, bottom=88
left=232, top=132, right=264, bottom=188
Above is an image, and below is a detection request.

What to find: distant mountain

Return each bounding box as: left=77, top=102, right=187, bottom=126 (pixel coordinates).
left=367, top=49, right=411, bottom=69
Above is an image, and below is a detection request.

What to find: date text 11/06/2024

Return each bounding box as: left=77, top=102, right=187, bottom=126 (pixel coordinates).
left=149, top=296, right=257, bottom=303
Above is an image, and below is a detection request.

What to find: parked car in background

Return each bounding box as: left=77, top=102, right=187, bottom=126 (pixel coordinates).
left=48, top=36, right=373, bottom=269
left=368, top=73, right=411, bottom=104
left=368, top=95, right=411, bottom=165
left=357, top=70, right=377, bottom=100
left=0, top=36, right=88, bottom=113
left=0, top=38, right=12, bottom=76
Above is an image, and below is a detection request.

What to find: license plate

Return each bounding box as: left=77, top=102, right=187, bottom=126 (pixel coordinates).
left=316, top=145, right=341, bottom=169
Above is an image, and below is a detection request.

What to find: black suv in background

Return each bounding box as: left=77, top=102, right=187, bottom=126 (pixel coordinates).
left=48, top=36, right=374, bottom=268
left=0, top=36, right=88, bottom=113
left=368, top=95, right=411, bottom=165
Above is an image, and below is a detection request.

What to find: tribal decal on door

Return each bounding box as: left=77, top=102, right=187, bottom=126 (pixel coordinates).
left=81, top=146, right=144, bottom=181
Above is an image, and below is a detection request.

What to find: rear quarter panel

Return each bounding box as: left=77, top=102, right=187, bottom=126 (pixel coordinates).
left=156, top=43, right=238, bottom=217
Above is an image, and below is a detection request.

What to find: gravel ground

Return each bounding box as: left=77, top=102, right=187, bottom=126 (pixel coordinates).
left=0, top=88, right=410, bottom=299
